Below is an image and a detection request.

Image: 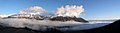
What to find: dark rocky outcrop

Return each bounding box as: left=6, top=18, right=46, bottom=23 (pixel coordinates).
left=50, top=16, right=88, bottom=22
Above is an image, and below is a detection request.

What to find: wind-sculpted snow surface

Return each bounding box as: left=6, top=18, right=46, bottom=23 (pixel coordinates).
left=0, top=18, right=112, bottom=31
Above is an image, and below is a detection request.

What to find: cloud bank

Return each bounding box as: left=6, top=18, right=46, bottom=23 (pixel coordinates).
left=0, top=18, right=111, bottom=31
left=56, top=5, right=84, bottom=18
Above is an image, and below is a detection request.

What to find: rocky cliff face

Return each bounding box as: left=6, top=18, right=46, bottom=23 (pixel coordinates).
left=49, top=16, right=88, bottom=22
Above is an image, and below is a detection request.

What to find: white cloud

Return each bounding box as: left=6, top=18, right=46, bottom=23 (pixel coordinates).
left=19, top=6, right=46, bottom=14
left=56, top=5, right=84, bottom=18
left=18, top=6, right=48, bottom=17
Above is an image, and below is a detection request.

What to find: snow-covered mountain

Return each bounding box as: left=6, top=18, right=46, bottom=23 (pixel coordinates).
left=3, top=6, right=88, bottom=22
left=4, top=6, right=51, bottom=20
left=7, top=14, right=88, bottom=22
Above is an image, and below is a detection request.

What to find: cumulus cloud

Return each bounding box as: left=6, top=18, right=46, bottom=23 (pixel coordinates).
left=27, top=6, right=46, bottom=14
left=19, top=6, right=47, bottom=17
left=0, top=5, right=85, bottom=18
left=56, top=5, right=84, bottom=18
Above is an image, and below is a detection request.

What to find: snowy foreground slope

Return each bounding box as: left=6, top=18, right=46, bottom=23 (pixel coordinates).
left=0, top=18, right=113, bottom=31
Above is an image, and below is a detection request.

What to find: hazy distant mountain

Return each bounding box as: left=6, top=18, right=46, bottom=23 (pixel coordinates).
left=0, top=15, right=9, bottom=18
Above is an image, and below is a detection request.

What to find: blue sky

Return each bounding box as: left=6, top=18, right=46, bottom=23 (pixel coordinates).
left=0, top=0, right=120, bottom=19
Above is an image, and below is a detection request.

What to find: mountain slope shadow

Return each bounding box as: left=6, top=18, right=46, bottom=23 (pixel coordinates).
left=82, top=19, right=120, bottom=33
left=65, top=20, right=120, bottom=33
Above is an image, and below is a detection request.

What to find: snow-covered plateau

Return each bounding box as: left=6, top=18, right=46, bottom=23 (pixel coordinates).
left=0, top=18, right=114, bottom=31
